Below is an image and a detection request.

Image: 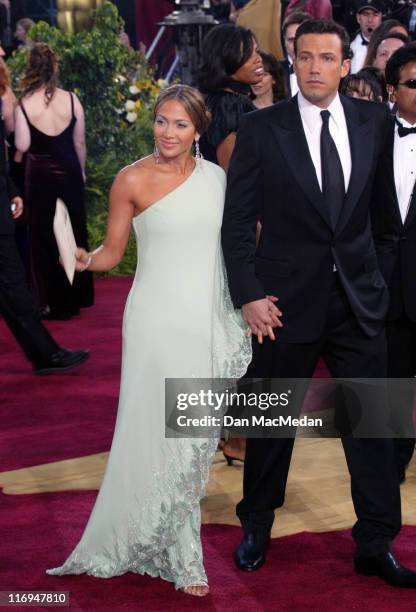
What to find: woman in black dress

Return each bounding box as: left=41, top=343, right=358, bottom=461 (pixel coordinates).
left=198, top=23, right=263, bottom=172
left=14, top=43, right=93, bottom=319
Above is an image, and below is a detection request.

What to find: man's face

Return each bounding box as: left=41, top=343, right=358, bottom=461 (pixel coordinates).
left=390, top=61, right=416, bottom=125
left=356, top=9, right=382, bottom=39
left=294, top=33, right=350, bottom=108
left=374, top=37, right=405, bottom=73
left=284, top=23, right=300, bottom=61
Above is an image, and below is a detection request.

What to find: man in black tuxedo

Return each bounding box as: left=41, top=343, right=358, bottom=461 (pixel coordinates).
left=372, top=42, right=416, bottom=482
left=222, top=19, right=416, bottom=587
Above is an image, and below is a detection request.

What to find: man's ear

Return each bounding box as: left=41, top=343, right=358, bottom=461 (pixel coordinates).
left=387, top=84, right=396, bottom=104
left=341, top=59, right=351, bottom=79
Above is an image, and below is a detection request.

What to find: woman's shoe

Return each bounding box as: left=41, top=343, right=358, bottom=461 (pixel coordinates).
left=221, top=438, right=246, bottom=465
left=223, top=452, right=244, bottom=466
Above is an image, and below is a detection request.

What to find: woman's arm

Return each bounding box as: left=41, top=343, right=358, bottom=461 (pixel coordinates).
left=216, top=132, right=236, bottom=173
left=2, top=86, right=16, bottom=135
left=76, top=168, right=137, bottom=272
left=13, top=103, right=31, bottom=152
left=72, top=93, right=86, bottom=179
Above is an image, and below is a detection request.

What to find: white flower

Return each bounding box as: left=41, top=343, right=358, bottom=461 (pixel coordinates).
left=118, top=75, right=127, bottom=83
left=115, top=108, right=123, bottom=114
left=129, top=85, right=139, bottom=95
left=125, top=100, right=135, bottom=111
left=126, top=112, right=138, bottom=123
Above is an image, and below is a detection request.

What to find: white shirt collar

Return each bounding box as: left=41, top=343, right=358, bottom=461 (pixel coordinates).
left=297, top=91, right=344, bottom=134
left=287, top=55, right=293, bottom=66
left=396, top=113, right=416, bottom=129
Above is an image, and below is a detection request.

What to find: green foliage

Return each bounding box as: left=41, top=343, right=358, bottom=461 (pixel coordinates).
left=7, top=2, right=162, bottom=276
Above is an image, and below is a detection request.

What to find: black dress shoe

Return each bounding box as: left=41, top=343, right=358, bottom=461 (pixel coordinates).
left=355, top=551, right=416, bottom=587
left=234, top=530, right=270, bottom=571
left=33, top=349, right=89, bottom=375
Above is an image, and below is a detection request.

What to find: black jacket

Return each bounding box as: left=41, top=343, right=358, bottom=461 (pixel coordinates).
left=222, top=94, right=390, bottom=342
left=371, top=117, right=416, bottom=321
left=0, top=113, right=20, bottom=236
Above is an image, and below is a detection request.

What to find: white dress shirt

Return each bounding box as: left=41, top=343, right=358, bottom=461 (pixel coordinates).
left=350, top=32, right=369, bottom=75
left=297, top=91, right=352, bottom=192
left=287, top=56, right=299, bottom=97
left=394, top=115, right=416, bottom=223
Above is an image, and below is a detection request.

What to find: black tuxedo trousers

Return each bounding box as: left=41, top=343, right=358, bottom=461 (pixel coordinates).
left=237, top=275, right=401, bottom=554
left=0, top=235, right=59, bottom=364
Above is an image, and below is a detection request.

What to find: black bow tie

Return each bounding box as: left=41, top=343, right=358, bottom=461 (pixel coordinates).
left=288, top=63, right=294, bottom=74
left=396, top=118, right=416, bottom=137
left=360, top=34, right=369, bottom=46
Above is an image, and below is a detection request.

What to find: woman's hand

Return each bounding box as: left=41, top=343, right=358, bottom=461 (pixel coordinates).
left=75, top=247, right=91, bottom=272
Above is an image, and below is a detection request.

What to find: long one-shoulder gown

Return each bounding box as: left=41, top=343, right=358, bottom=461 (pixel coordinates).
left=46, top=159, right=251, bottom=589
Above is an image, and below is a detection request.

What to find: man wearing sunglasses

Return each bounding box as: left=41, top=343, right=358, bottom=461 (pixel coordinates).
left=372, top=42, right=416, bottom=484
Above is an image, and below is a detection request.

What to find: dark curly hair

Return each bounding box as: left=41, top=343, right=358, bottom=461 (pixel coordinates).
left=18, top=43, right=58, bottom=104
left=385, top=42, right=416, bottom=87
left=198, top=23, right=255, bottom=94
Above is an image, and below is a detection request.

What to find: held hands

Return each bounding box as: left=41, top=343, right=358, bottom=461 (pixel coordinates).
left=11, top=197, right=23, bottom=219
left=242, top=296, right=282, bottom=344
left=75, top=247, right=92, bottom=272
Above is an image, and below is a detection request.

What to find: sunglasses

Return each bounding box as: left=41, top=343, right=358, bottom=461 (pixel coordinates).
left=399, top=79, right=416, bottom=89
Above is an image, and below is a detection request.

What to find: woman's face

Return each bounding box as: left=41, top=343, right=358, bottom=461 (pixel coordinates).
left=153, top=99, right=199, bottom=161
left=373, top=37, right=405, bottom=72
left=251, top=70, right=274, bottom=98
left=231, top=38, right=264, bottom=85
left=15, top=25, right=26, bottom=42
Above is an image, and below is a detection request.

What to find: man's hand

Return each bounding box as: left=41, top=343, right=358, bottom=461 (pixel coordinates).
left=242, top=296, right=283, bottom=344
left=11, top=196, right=23, bottom=219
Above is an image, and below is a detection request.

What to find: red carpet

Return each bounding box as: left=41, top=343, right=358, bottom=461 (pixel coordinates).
left=1, top=490, right=416, bottom=611
left=0, top=278, right=131, bottom=472
left=0, top=277, right=330, bottom=473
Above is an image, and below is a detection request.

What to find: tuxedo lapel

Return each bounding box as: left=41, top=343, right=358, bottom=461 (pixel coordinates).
left=334, top=96, right=374, bottom=235
left=270, top=96, right=332, bottom=229
left=385, top=122, right=404, bottom=228
left=404, top=185, right=416, bottom=229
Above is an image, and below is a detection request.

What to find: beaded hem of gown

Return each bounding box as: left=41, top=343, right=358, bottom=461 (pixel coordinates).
left=46, top=159, right=252, bottom=589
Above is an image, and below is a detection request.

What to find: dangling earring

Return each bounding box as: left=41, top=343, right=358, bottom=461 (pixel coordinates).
left=154, top=142, right=160, bottom=164
left=195, top=140, right=203, bottom=170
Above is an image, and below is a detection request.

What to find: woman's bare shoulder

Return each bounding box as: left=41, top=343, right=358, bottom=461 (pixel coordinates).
left=112, top=156, right=155, bottom=189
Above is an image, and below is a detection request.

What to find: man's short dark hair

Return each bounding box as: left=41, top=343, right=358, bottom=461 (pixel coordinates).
left=385, top=42, right=416, bottom=87
left=282, top=11, right=311, bottom=37
left=294, top=19, right=351, bottom=62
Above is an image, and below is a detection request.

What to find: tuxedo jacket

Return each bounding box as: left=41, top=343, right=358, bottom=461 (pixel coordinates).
left=222, top=94, right=390, bottom=342
left=0, top=112, right=19, bottom=236
left=371, top=118, right=416, bottom=322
